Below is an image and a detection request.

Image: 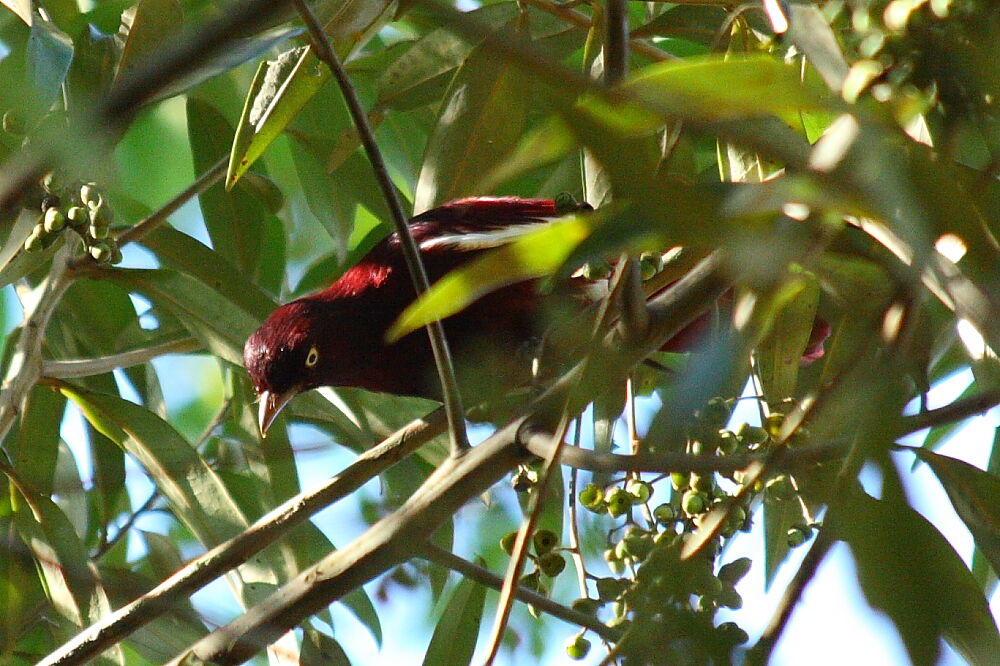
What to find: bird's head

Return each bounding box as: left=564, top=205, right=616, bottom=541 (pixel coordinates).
left=244, top=300, right=332, bottom=436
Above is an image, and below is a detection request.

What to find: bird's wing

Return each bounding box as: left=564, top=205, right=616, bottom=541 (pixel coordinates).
left=408, top=197, right=567, bottom=252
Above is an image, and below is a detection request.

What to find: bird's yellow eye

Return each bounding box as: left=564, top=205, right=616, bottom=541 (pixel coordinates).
left=305, top=346, right=319, bottom=368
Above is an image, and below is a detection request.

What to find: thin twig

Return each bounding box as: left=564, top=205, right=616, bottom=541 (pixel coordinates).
left=292, top=0, right=469, bottom=454
left=420, top=542, right=618, bottom=641
left=521, top=0, right=677, bottom=62
left=93, top=490, right=161, bottom=559
left=0, top=242, right=75, bottom=445
left=41, top=336, right=201, bottom=379
left=38, top=408, right=446, bottom=666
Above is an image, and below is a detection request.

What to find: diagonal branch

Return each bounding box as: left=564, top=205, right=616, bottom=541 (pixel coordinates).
left=41, top=336, right=202, bottom=379
left=164, top=253, right=732, bottom=665
left=291, top=0, right=470, bottom=454
left=38, top=408, right=446, bottom=666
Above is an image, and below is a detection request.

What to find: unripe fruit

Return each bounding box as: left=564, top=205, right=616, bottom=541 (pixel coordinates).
left=670, top=471, right=689, bottom=490
left=700, top=396, right=732, bottom=426
left=538, top=551, right=566, bottom=577
left=787, top=524, right=811, bottom=547
left=595, top=577, right=623, bottom=601
left=565, top=635, right=591, bottom=660
left=682, top=489, right=707, bottom=515
left=605, top=487, right=632, bottom=518
left=717, top=429, right=739, bottom=454
left=626, top=479, right=652, bottom=503
left=2, top=110, right=23, bottom=135
left=533, top=529, right=558, bottom=555
left=639, top=252, right=663, bottom=280
left=571, top=598, right=599, bottom=616
left=89, top=224, right=109, bottom=240
left=580, top=261, right=611, bottom=281
left=765, top=412, right=784, bottom=438
left=519, top=571, right=540, bottom=591
left=43, top=207, right=65, bottom=232
left=41, top=171, right=59, bottom=193
left=718, top=557, right=752, bottom=584
left=579, top=483, right=603, bottom=510
left=23, top=234, right=43, bottom=253
left=653, top=503, right=676, bottom=525
left=66, top=206, right=88, bottom=228
left=89, top=200, right=113, bottom=226
left=89, top=241, right=114, bottom=264
left=499, top=531, right=518, bottom=555
left=689, top=472, right=713, bottom=493
left=766, top=475, right=795, bottom=501
left=737, top=423, right=769, bottom=444
left=80, top=183, right=101, bottom=208
left=110, top=246, right=124, bottom=265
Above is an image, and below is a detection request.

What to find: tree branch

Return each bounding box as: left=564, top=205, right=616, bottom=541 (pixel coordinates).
left=0, top=243, right=75, bottom=446
left=41, top=336, right=202, bottom=379
left=163, top=253, right=733, bottom=665
left=39, top=408, right=446, bottom=666
left=291, top=0, right=470, bottom=454
left=419, top=542, right=619, bottom=641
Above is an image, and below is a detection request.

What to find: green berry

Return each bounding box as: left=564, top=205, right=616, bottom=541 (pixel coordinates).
left=89, top=224, right=109, bottom=240
left=533, top=529, right=558, bottom=555
left=41, top=171, right=59, bottom=193
left=23, top=234, right=43, bottom=253
left=737, top=423, right=769, bottom=445
left=605, top=487, right=632, bottom=518
left=32, top=222, right=47, bottom=238
left=682, top=489, right=707, bottom=515
left=639, top=253, right=662, bottom=280
left=537, top=551, right=566, bottom=577
left=519, top=571, right=540, bottom=592
left=766, top=475, right=796, bottom=501
left=670, top=472, right=689, bottom=491
left=499, top=531, right=518, bottom=555
left=579, top=483, right=603, bottom=510
left=80, top=182, right=101, bottom=208
left=2, top=110, right=24, bottom=135
left=595, top=577, right=623, bottom=601
left=110, top=246, right=123, bottom=265
left=787, top=524, right=811, bottom=547
left=89, top=200, right=113, bottom=226
left=571, top=598, right=599, bottom=615
left=43, top=207, right=65, bottom=233
left=89, top=241, right=114, bottom=264
left=66, top=206, right=88, bottom=228
left=653, top=503, right=676, bottom=525
left=626, top=479, right=652, bottom=503
left=580, top=261, right=612, bottom=281
left=718, top=557, right=752, bottom=584
left=765, top=412, right=784, bottom=438
left=622, top=532, right=653, bottom=560
left=565, top=635, right=591, bottom=660
left=700, top=397, right=732, bottom=426
left=717, top=429, right=739, bottom=454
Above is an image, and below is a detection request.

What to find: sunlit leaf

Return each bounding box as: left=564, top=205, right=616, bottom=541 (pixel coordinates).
left=114, top=0, right=183, bottom=83
left=388, top=214, right=591, bottom=341
left=421, top=558, right=488, bottom=666
left=757, top=277, right=820, bottom=403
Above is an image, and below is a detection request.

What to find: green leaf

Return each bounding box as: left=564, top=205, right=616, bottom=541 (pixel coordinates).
left=12, top=492, right=124, bottom=664
left=60, top=384, right=250, bottom=546
left=476, top=115, right=576, bottom=193
left=1, top=0, right=32, bottom=25
left=422, top=558, right=488, bottom=666
left=830, top=487, right=1000, bottom=666
left=624, top=55, right=836, bottom=123
left=0, top=210, right=55, bottom=290
left=375, top=4, right=514, bottom=110
left=388, top=214, right=591, bottom=341
left=787, top=4, right=849, bottom=92
left=14, top=385, right=65, bottom=496
left=107, top=267, right=258, bottom=365
left=908, top=447, right=1000, bottom=587
left=227, top=46, right=327, bottom=189
left=114, top=0, right=183, bottom=83
left=413, top=18, right=532, bottom=213
left=302, top=628, right=352, bottom=666
left=756, top=277, right=821, bottom=403
left=187, top=98, right=267, bottom=276
left=27, top=13, right=74, bottom=114
left=149, top=28, right=301, bottom=104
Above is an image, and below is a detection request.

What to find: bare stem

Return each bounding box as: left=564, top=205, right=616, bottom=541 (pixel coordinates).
left=42, top=336, right=201, bottom=379
left=420, top=542, right=618, bottom=641
left=38, top=408, right=446, bottom=666
left=292, top=0, right=469, bottom=453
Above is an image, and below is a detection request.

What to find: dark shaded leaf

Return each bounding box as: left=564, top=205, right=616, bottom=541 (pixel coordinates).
left=302, top=628, right=352, bottom=666
left=114, top=0, right=183, bottom=83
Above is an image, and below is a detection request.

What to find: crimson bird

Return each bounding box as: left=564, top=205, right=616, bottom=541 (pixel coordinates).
left=244, top=197, right=829, bottom=435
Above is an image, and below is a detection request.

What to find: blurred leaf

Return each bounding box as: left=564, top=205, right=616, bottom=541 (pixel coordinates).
left=761, top=491, right=803, bottom=589
left=909, top=447, right=1000, bottom=586
left=413, top=19, right=532, bottom=213
left=11, top=491, right=124, bottom=664
left=149, top=27, right=301, bottom=104
left=421, top=557, right=487, bottom=666
left=60, top=384, right=250, bottom=546
left=388, top=214, right=591, bottom=341
left=757, top=277, right=821, bottom=402
left=1, top=0, right=32, bottom=25
left=376, top=4, right=514, bottom=111
left=477, top=115, right=576, bottom=193
left=831, top=487, right=1000, bottom=666
left=787, top=5, right=848, bottom=93
left=290, top=136, right=354, bottom=259
left=302, top=628, right=351, bottom=666
left=114, top=0, right=183, bottom=83
left=0, top=214, right=63, bottom=289
left=27, top=13, right=73, bottom=115
left=624, top=55, right=836, bottom=123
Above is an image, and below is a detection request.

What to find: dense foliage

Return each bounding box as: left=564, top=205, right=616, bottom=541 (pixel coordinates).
left=1, top=0, right=999, bottom=664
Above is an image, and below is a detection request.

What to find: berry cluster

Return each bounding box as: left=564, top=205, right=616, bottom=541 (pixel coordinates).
left=22, top=174, right=122, bottom=265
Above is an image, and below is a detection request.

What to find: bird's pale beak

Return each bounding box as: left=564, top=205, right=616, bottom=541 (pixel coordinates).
left=257, top=389, right=295, bottom=437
